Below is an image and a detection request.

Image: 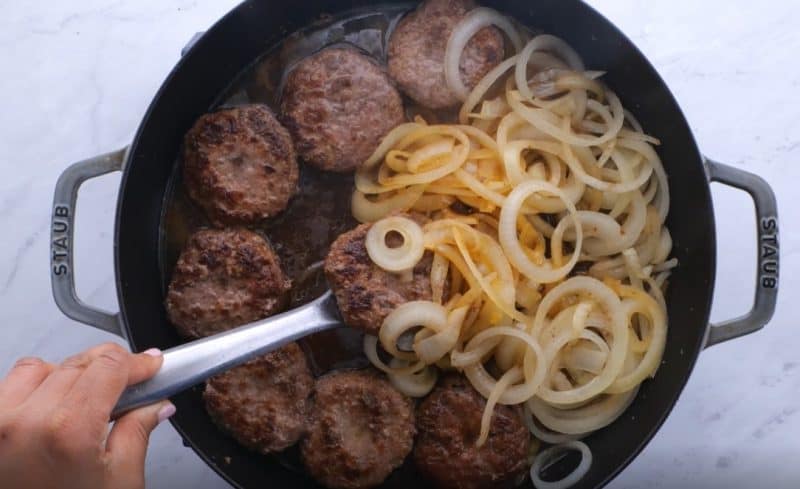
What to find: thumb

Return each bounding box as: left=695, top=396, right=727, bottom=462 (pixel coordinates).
left=105, top=400, right=176, bottom=488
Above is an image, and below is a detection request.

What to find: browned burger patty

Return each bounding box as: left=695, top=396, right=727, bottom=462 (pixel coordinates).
left=165, top=228, right=291, bottom=338
left=414, top=375, right=530, bottom=489
left=301, top=369, right=416, bottom=489
left=324, top=219, right=436, bottom=334
left=280, top=47, right=405, bottom=172
left=183, top=104, right=298, bottom=225
left=203, top=342, right=313, bottom=454
left=388, top=0, right=505, bottom=109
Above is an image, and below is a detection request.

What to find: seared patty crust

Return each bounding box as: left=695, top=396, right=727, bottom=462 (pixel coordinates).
left=183, top=104, right=298, bottom=225
left=301, top=369, right=416, bottom=489
left=281, top=47, right=405, bottom=172
left=414, top=375, right=530, bottom=489
left=204, top=342, right=314, bottom=454
left=388, top=0, right=505, bottom=109
left=166, top=228, right=291, bottom=338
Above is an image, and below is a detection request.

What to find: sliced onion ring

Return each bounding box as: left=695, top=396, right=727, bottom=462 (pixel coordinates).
left=459, top=55, right=519, bottom=124
left=445, top=7, right=523, bottom=101
left=498, top=180, right=583, bottom=284
left=516, top=34, right=585, bottom=101
left=414, top=306, right=467, bottom=364
left=366, top=216, right=425, bottom=272
left=529, top=387, right=638, bottom=435
left=522, top=403, right=589, bottom=444
left=387, top=358, right=438, bottom=397
left=363, top=335, right=426, bottom=375
left=530, top=441, right=592, bottom=489
left=380, top=301, right=448, bottom=361
left=352, top=185, right=424, bottom=223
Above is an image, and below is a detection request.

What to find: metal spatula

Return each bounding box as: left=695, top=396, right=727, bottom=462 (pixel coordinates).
left=112, top=291, right=413, bottom=419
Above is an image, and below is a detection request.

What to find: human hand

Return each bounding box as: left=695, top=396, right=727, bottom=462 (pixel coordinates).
left=0, top=343, right=175, bottom=489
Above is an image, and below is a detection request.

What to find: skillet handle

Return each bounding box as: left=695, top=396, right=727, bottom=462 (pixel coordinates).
left=704, top=159, right=779, bottom=348
left=51, top=148, right=127, bottom=337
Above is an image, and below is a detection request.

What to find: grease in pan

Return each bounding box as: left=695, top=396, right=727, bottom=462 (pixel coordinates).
left=164, top=1, right=675, bottom=488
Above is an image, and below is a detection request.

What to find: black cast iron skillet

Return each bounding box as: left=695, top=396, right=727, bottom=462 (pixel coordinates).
left=49, top=1, right=780, bottom=488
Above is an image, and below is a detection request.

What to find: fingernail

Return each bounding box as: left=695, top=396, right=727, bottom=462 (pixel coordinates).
left=143, top=348, right=162, bottom=357
left=157, top=402, right=176, bottom=423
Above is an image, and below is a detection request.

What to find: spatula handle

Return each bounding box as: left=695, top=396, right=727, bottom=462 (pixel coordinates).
left=112, top=291, right=340, bottom=418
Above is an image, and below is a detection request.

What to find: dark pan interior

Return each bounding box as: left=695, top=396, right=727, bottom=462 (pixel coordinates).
left=115, top=1, right=716, bottom=488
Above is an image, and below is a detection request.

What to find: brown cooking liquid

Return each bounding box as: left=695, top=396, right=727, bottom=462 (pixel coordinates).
left=161, top=7, right=419, bottom=378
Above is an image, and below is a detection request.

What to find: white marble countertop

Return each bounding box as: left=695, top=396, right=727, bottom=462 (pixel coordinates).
left=0, top=1, right=797, bottom=488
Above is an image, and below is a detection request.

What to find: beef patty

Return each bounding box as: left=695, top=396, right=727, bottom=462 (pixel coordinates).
left=301, top=369, right=416, bottom=489
left=183, top=104, right=298, bottom=225
left=388, top=0, right=505, bottom=109
left=165, top=228, right=291, bottom=338
left=204, top=342, right=314, bottom=454
left=280, top=47, right=405, bottom=172
left=414, top=375, right=530, bottom=489
left=324, top=219, right=436, bottom=334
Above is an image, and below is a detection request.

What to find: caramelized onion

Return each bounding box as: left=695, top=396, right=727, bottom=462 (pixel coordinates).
left=349, top=28, right=676, bottom=466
